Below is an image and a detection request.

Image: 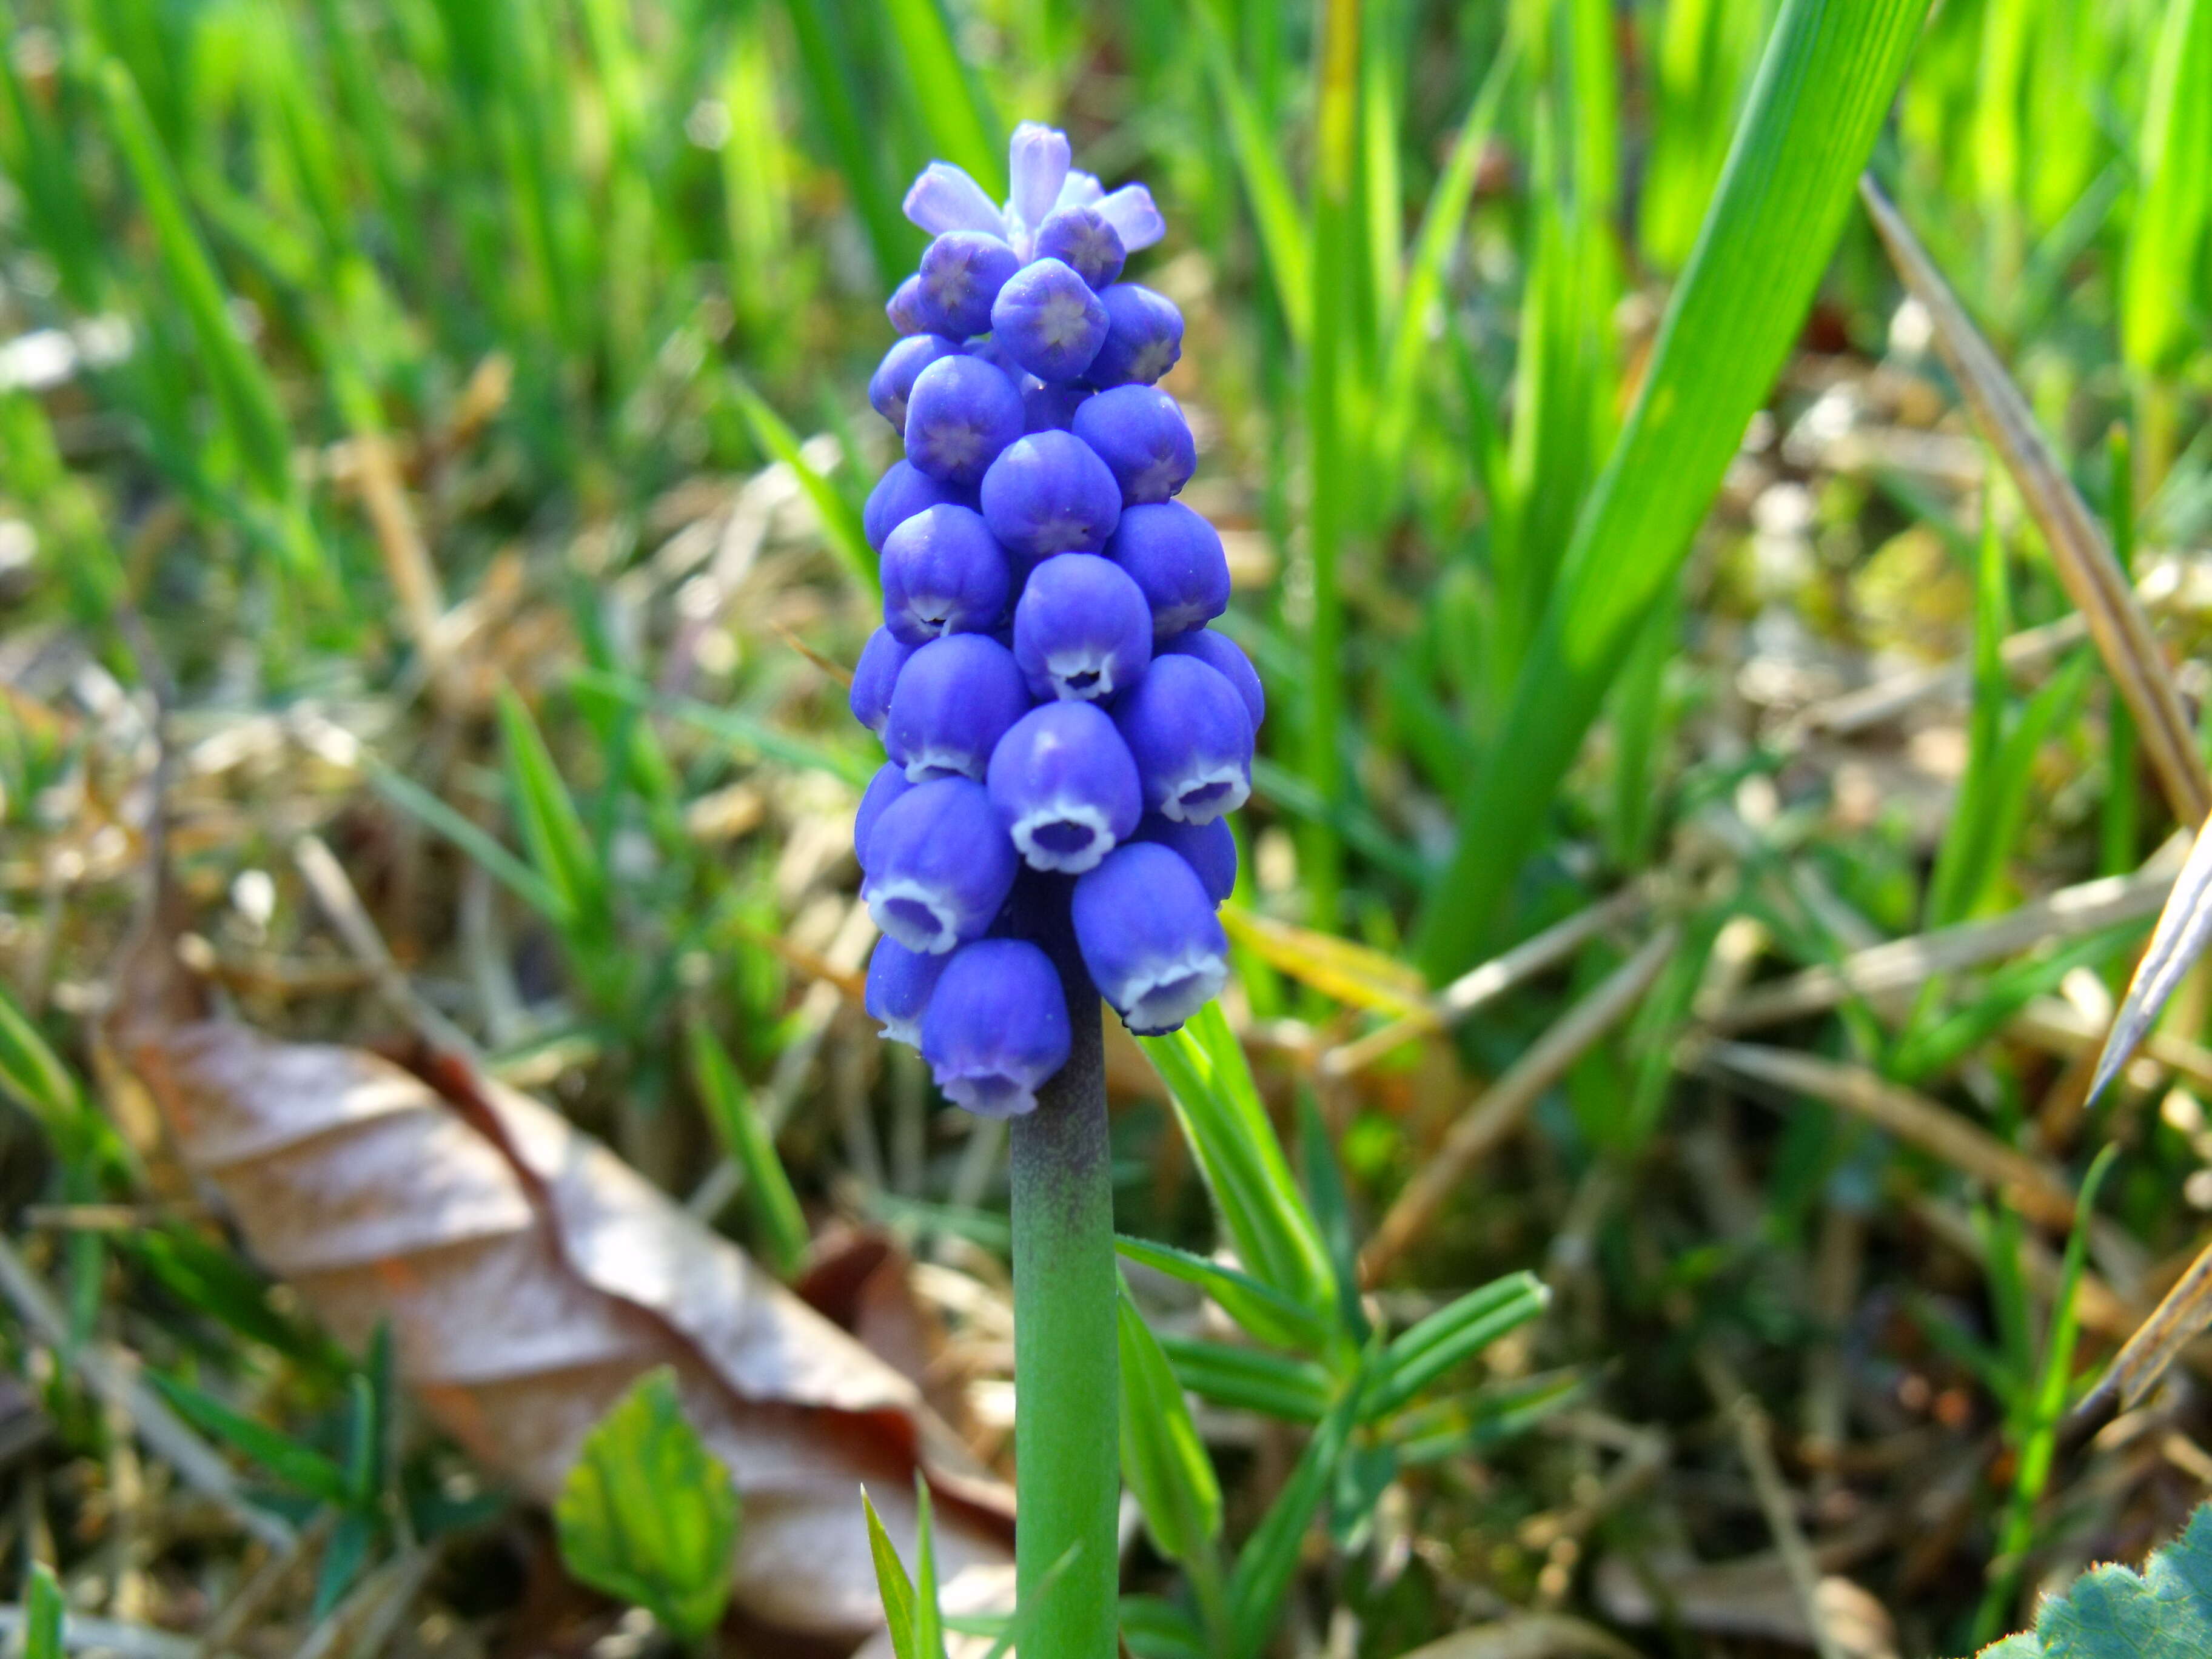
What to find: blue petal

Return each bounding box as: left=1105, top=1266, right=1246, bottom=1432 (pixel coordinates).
left=920, top=938, right=1071, bottom=1116
left=854, top=762, right=914, bottom=871
left=1087, top=284, right=1184, bottom=388
left=850, top=627, right=917, bottom=735
left=868, top=334, right=963, bottom=435
left=1010, top=551, right=1153, bottom=703
left=862, top=777, right=1017, bottom=953
left=883, top=632, right=1030, bottom=782
left=917, top=230, right=1021, bottom=340
left=864, top=460, right=972, bottom=554
left=1111, top=652, right=1252, bottom=823
left=865, top=936, right=949, bottom=1047
left=1135, top=813, right=1237, bottom=904
left=979, top=429, right=1122, bottom=560
left=990, top=258, right=1110, bottom=384
left=904, top=162, right=1005, bottom=236
left=1072, top=842, right=1228, bottom=1034
left=1033, top=206, right=1126, bottom=290
left=986, top=701, right=1143, bottom=873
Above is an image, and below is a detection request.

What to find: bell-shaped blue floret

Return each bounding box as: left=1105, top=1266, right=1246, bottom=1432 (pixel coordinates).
left=1087, top=284, right=1183, bottom=387
left=986, top=702, right=1142, bottom=874
left=869, top=334, right=962, bottom=435
left=1072, top=842, right=1229, bottom=1034
left=903, top=161, right=1005, bottom=237
left=1095, top=184, right=1165, bottom=253
left=854, top=762, right=913, bottom=872
left=991, top=259, right=1109, bottom=384
left=919, top=231, right=1021, bottom=339
left=1159, top=627, right=1264, bottom=730
left=1105, top=501, right=1229, bottom=638
left=1135, top=813, right=1236, bottom=904
left=1011, top=552, right=1152, bottom=703
left=884, top=632, right=1030, bottom=782
left=979, top=430, right=1121, bottom=560
left=880, top=504, right=1011, bottom=645
left=864, top=460, right=972, bottom=554
left=905, top=355, right=1023, bottom=485
left=1034, top=205, right=1125, bottom=290
left=886, top=275, right=928, bottom=337
left=865, top=936, right=949, bottom=1048
left=861, top=777, right=1016, bottom=953
left=1021, top=377, right=1092, bottom=434
left=1071, top=386, right=1194, bottom=506
left=850, top=628, right=916, bottom=736
left=1111, top=652, right=1252, bottom=823
left=919, top=938, right=1071, bottom=1116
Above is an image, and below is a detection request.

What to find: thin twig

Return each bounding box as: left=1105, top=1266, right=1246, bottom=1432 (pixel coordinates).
left=292, top=835, right=483, bottom=1061
left=0, top=1236, right=292, bottom=1549
left=1697, top=1347, right=1852, bottom=1659
left=1361, top=926, right=1678, bottom=1282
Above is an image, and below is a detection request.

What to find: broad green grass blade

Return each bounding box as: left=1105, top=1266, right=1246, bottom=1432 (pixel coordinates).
left=883, top=0, right=1003, bottom=198
left=685, top=1017, right=809, bottom=1278
left=25, top=1561, right=63, bottom=1659
left=1413, top=0, right=1931, bottom=978
left=2120, top=0, right=2212, bottom=378
left=1196, top=3, right=1310, bottom=343
left=1113, top=1233, right=1331, bottom=1352
left=1117, top=1285, right=1224, bottom=1567
left=731, top=376, right=877, bottom=597
left=862, top=1491, right=921, bottom=1659
left=780, top=0, right=913, bottom=288
left=1139, top=1004, right=1336, bottom=1317
left=1159, top=1333, right=1334, bottom=1421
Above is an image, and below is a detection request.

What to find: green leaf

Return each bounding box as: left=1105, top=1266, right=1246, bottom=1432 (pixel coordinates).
left=882, top=0, right=1001, bottom=198
left=553, top=1367, right=740, bottom=1640
left=495, top=686, right=611, bottom=942
left=1117, top=1285, right=1224, bottom=1567
left=1225, top=1378, right=1364, bottom=1657
left=1139, top=1004, right=1336, bottom=1320
left=2120, top=0, right=2212, bottom=375
left=25, top=1561, right=64, bottom=1659
left=912, top=1475, right=947, bottom=1659
left=1971, top=1499, right=2212, bottom=1657
left=147, top=1372, right=353, bottom=1508
left=686, top=1019, right=809, bottom=1278
left=1368, top=1272, right=1551, bottom=1418
left=0, top=980, right=87, bottom=1136
left=1158, top=1334, right=1334, bottom=1423
left=1121, top=1594, right=1211, bottom=1659
left=1413, top=0, right=1931, bottom=976
left=367, top=762, right=569, bottom=925
left=1113, top=1234, right=1330, bottom=1353
left=862, top=1490, right=920, bottom=1659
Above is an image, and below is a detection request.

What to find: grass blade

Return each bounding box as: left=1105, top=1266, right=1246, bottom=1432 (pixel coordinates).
left=1118, top=1285, right=1224, bottom=1567
left=882, top=0, right=1002, bottom=198
left=1196, top=4, right=1310, bottom=343
left=862, top=1490, right=920, bottom=1659
left=1113, top=1233, right=1331, bottom=1352
left=1412, top=0, right=1929, bottom=977
left=685, top=1017, right=809, bottom=1278
left=2119, top=0, right=2212, bottom=378
left=1861, top=179, right=2208, bottom=830
left=730, top=377, right=877, bottom=597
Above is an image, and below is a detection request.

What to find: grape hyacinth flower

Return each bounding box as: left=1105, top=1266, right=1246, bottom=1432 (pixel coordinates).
left=854, top=125, right=1246, bottom=1659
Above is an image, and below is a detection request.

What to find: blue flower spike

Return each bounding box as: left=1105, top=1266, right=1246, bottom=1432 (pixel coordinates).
left=1072, top=843, right=1230, bottom=1035
left=919, top=939, right=1072, bottom=1116
left=987, top=702, right=1142, bottom=874
left=980, top=430, right=1122, bottom=561
left=865, top=936, right=950, bottom=1048
left=862, top=776, right=1017, bottom=953
left=884, top=632, right=1029, bottom=782
left=1112, top=651, right=1253, bottom=823
left=1011, top=552, right=1152, bottom=703
left=905, top=354, right=1024, bottom=485
left=858, top=123, right=1259, bottom=1073
left=880, top=504, right=1011, bottom=644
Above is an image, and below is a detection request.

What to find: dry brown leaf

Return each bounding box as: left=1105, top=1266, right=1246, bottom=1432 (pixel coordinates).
left=1594, top=1552, right=1897, bottom=1658
left=112, top=937, right=1010, bottom=1644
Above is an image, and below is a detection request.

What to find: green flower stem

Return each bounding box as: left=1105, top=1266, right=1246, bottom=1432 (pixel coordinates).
left=1010, top=914, right=1119, bottom=1659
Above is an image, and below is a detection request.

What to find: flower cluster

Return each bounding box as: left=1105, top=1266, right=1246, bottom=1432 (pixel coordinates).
left=853, top=123, right=1261, bottom=1118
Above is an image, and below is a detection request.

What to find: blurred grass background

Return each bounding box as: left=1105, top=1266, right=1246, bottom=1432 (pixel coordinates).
left=5, top=0, right=2212, bottom=1651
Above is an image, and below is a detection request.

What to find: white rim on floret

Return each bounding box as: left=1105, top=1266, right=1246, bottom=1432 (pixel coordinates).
left=1152, top=601, right=1213, bottom=636
left=898, top=595, right=957, bottom=638
left=1029, top=516, right=1099, bottom=556
left=1129, top=341, right=1177, bottom=382
left=1113, top=945, right=1228, bottom=1036
left=1042, top=648, right=1124, bottom=700
left=862, top=877, right=962, bottom=954
left=901, top=746, right=984, bottom=783
left=874, top=1011, right=923, bottom=1047
left=1009, top=799, right=1118, bottom=873
left=939, top=1067, right=1042, bottom=1118
left=1129, top=457, right=1182, bottom=501
left=1159, top=763, right=1249, bottom=825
